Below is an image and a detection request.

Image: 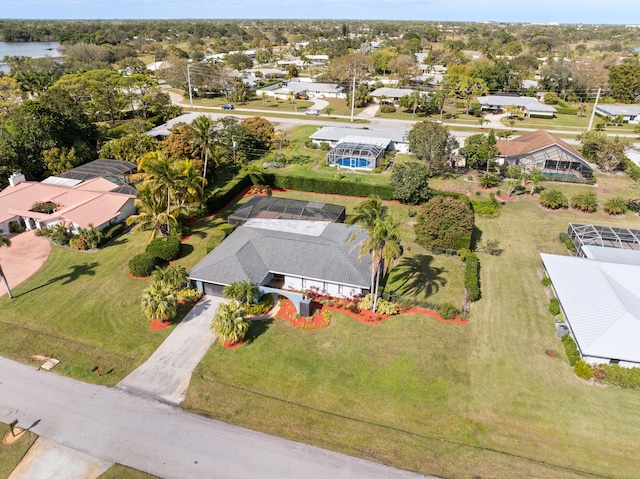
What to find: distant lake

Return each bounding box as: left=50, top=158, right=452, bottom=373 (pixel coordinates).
left=0, top=41, right=61, bottom=72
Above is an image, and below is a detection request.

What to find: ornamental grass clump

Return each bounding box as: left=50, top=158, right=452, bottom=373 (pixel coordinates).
left=540, top=189, right=568, bottom=210
left=570, top=191, right=598, bottom=213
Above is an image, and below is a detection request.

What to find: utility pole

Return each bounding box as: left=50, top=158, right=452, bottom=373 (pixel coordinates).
left=350, top=75, right=356, bottom=123
left=232, top=136, right=237, bottom=165
left=187, top=62, right=194, bottom=110
left=587, top=87, right=601, bottom=132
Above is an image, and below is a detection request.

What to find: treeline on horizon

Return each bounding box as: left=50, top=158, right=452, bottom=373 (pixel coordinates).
left=1, top=19, right=639, bottom=56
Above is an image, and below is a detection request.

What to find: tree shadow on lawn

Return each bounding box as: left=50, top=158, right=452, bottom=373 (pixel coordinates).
left=386, top=254, right=447, bottom=297
left=179, top=243, right=194, bottom=258
left=17, top=262, right=99, bottom=296
left=244, top=318, right=272, bottom=345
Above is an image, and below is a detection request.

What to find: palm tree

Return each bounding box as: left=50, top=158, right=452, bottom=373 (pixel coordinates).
left=141, top=283, right=178, bottom=322
left=126, top=184, right=178, bottom=242
left=151, top=265, right=188, bottom=293
left=211, top=302, right=250, bottom=345
left=0, top=233, right=12, bottom=299
left=348, top=199, right=402, bottom=313
left=223, top=280, right=258, bottom=305
left=190, top=115, right=217, bottom=189
left=172, top=159, right=206, bottom=212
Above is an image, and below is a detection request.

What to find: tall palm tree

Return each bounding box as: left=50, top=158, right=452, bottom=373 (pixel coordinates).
left=348, top=199, right=401, bottom=313
left=172, top=159, right=206, bottom=212
left=138, top=152, right=182, bottom=219
left=211, top=302, right=249, bottom=345
left=141, top=282, right=178, bottom=322
left=0, top=233, right=12, bottom=299
left=190, top=115, right=217, bottom=190
left=126, top=184, right=178, bottom=242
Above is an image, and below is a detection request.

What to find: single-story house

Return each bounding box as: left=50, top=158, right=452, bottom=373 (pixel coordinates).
left=595, top=105, right=640, bottom=124
left=497, top=129, right=593, bottom=179
left=309, top=126, right=410, bottom=153
left=256, top=81, right=345, bottom=100
left=369, top=88, right=428, bottom=103
left=189, top=219, right=372, bottom=310
left=0, top=164, right=137, bottom=234
left=145, top=112, right=213, bottom=140
left=541, top=244, right=640, bottom=368
left=477, top=95, right=557, bottom=117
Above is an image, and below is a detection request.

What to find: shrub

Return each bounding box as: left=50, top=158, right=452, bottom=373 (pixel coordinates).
left=470, top=196, right=501, bottom=217
left=375, top=298, right=399, bottom=315
left=176, top=287, right=203, bottom=303
left=559, top=232, right=576, bottom=253
left=322, top=309, right=332, bottom=320
left=262, top=172, right=395, bottom=199
left=379, top=104, right=396, bottom=113
left=129, top=253, right=161, bottom=277
left=358, top=294, right=372, bottom=311
left=244, top=294, right=275, bottom=315
left=389, top=161, right=432, bottom=205
left=102, top=224, right=124, bottom=243
left=439, top=302, right=459, bottom=320
left=478, top=172, right=500, bottom=188
left=304, top=139, right=317, bottom=149
left=31, top=201, right=57, bottom=214
left=49, top=224, right=73, bottom=245
left=571, top=191, right=598, bottom=213
left=549, top=298, right=561, bottom=316
left=604, top=196, right=627, bottom=215
left=320, top=142, right=331, bottom=151
left=464, top=253, right=480, bottom=302
left=574, top=360, right=593, bottom=380
left=541, top=277, right=552, bottom=287
left=623, top=158, right=640, bottom=181
left=206, top=173, right=252, bottom=214
left=561, top=334, right=581, bottom=366
left=146, top=236, right=181, bottom=261
left=8, top=221, right=25, bottom=233
left=415, top=196, right=474, bottom=250
left=69, top=235, right=87, bottom=250
left=540, top=189, right=568, bottom=209
left=601, top=364, right=640, bottom=389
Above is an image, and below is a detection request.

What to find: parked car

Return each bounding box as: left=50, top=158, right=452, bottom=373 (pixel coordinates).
left=305, top=109, right=319, bottom=116
left=298, top=94, right=309, bottom=100
left=494, top=108, right=504, bottom=114
left=222, top=104, right=234, bottom=110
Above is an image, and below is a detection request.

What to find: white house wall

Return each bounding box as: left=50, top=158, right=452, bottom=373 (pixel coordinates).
left=284, top=274, right=365, bottom=298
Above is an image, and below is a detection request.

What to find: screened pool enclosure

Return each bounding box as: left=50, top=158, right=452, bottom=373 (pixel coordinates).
left=326, top=142, right=386, bottom=170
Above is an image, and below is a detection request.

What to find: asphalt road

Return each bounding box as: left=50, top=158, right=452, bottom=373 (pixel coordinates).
left=0, top=357, right=433, bottom=479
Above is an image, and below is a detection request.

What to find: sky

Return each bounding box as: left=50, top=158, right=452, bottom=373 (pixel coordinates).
left=1, top=0, right=640, bottom=25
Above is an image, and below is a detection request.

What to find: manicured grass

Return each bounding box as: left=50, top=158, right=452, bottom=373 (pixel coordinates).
left=0, top=422, right=37, bottom=479
left=185, top=175, right=640, bottom=479
left=99, top=464, right=160, bottom=479
left=0, top=217, right=220, bottom=386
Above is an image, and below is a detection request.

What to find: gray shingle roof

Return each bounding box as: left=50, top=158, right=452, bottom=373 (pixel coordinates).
left=189, top=220, right=372, bottom=288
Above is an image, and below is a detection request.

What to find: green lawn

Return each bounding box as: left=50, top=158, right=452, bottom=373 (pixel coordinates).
left=99, top=464, right=160, bottom=479
left=0, top=422, right=37, bottom=479
left=0, top=215, right=223, bottom=386
left=184, top=175, right=640, bottom=479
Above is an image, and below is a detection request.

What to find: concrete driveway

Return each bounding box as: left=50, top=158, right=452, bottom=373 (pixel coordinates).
left=0, top=231, right=51, bottom=298
left=116, top=296, right=226, bottom=404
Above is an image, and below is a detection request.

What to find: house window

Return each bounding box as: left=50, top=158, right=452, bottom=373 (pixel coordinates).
left=301, top=278, right=307, bottom=288
left=338, top=284, right=344, bottom=294
left=323, top=282, right=328, bottom=292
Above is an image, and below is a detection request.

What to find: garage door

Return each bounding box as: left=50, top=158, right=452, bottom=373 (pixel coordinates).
left=203, top=282, right=225, bottom=297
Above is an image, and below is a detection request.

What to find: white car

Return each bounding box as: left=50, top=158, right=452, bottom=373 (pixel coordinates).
left=305, top=109, right=319, bottom=116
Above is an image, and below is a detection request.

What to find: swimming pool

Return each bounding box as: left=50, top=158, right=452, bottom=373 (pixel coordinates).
left=543, top=172, right=578, bottom=179
left=334, top=157, right=372, bottom=169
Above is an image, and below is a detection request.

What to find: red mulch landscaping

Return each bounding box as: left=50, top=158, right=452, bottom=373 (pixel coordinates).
left=222, top=339, right=244, bottom=349
left=150, top=320, right=171, bottom=330
left=128, top=272, right=151, bottom=279
left=274, top=298, right=468, bottom=328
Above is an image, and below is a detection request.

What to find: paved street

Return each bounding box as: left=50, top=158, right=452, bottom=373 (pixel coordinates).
left=0, top=357, right=433, bottom=479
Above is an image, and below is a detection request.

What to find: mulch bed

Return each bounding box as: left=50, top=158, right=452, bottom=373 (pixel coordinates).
left=150, top=319, right=171, bottom=330
left=496, top=194, right=518, bottom=202
left=275, top=299, right=468, bottom=328
left=128, top=272, right=151, bottom=279
left=221, top=339, right=244, bottom=349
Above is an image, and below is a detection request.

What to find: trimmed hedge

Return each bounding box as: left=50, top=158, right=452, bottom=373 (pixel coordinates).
left=601, top=364, right=640, bottom=389
left=561, top=334, right=580, bottom=366
left=146, top=236, right=181, bottom=261
left=623, top=158, right=640, bottom=181
left=205, top=173, right=252, bottom=214
left=262, top=172, right=395, bottom=199
left=554, top=107, right=579, bottom=115
left=559, top=232, right=576, bottom=253
left=549, top=298, right=561, bottom=316
left=464, top=253, right=480, bottom=302
left=542, top=175, right=596, bottom=185
left=129, top=253, right=161, bottom=277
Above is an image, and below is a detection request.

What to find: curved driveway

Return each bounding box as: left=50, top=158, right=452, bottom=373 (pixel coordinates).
left=0, top=231, right=51, bottom=297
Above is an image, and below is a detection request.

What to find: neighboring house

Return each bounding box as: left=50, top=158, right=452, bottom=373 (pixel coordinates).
left=309, top=126, right=410, bottom=153
left=370, top=88, right=427, bottom=103
left=247, top=68, right=285, bottom=79
left=256, top=81, right=345, bottom=100
left=0, top=162, right=137, bottom=234
left=541, top=240, right=640, bottom=368
left=477, top=95, right=557, bottom=117
left=189, top=219, right=372, bottom=312
left=145, top=112, right=210, bottom=140
left=496, top=129, right=593, bottom=179
left=595, top=105, right=640, bottom=124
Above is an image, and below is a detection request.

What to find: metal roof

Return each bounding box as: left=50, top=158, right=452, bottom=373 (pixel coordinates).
left=477, top=95, right=557, bottom=113
left=310, top=126, right=408, bottom=144
left=595, top=105, right=640, bottom=116
left=541, top=252, right=640, bottom=364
